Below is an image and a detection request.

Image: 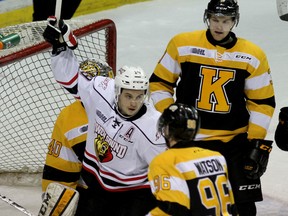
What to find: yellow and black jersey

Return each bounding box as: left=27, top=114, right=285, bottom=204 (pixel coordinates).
left=147, top=143, right=236, bottom=216
left=42, top=100, right=88, bottom=192
left=150, top=30, right=275, bottom=142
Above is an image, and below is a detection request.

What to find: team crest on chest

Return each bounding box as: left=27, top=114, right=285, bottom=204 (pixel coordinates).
left=94, top=134, right=113, bottom=162
left=94, top=122, right=128, bottom=161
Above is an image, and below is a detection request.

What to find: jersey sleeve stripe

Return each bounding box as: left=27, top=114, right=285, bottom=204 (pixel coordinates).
left=249, top=110, right=272, bottom=130
left=245, top=72, right=272, bottom=90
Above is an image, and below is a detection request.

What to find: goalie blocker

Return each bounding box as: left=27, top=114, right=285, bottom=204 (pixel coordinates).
left=39, top=183, right=79, bottom=216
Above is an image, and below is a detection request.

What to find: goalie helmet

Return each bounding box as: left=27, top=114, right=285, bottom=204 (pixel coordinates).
left=158, top=103, right=200, bottom=146
left=79, top=59, right=114, bottom=79
left=114, top=65, right=149, bottom=103
left=204, top=0, right=240, bottom=27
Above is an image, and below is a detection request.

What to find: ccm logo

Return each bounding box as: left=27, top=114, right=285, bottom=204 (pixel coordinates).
left=260, top=144, right=272, bottom=152
left=239, top=184, right=261, bottom=191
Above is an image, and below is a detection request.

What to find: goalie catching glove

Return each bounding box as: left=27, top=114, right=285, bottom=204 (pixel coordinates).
left=243, top=139, right=273, bottom=180
left=38, top=182, right=79, bottom=216
left=43, top=16, right=78, bottom=55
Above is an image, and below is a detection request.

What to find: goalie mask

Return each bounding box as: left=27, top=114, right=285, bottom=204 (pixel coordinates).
left=204, top=0, right=240, bottom=28
left=79, top=59, right=114, bottom=79
left=158, top=103, right=200, bottom=148
left=114, top=66, right=149, bottom=117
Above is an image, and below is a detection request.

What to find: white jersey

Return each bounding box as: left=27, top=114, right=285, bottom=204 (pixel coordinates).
left=51, top=49, right=167, bottom=191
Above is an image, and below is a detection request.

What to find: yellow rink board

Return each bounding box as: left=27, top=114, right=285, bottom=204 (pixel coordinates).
left=0, top=0, right=148, bottom=28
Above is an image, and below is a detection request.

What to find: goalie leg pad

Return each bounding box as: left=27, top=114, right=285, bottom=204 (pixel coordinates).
left=39, top=183, right=79, bottom=216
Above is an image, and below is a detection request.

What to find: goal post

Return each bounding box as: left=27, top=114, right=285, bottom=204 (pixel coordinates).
left=0, top=19, right=117, bottom=180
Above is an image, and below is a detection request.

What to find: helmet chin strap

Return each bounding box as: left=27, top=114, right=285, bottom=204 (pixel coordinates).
left=115, top=103, right=131, bottom=118
left=114, top=88, right=148, bottom=119
left=115, top=101, right=144, bottom=119
left=114, top=88, right=131, bottom=118
left=118, top=107, right=131, bottom=118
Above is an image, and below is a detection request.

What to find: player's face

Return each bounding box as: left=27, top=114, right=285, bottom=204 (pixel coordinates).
left=118, top=89, right=146, bottom=117
left=208, top=15, right=235, bottom=41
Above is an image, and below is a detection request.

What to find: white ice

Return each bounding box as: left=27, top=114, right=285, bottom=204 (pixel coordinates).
left=1, top=0, right=288, bottom=215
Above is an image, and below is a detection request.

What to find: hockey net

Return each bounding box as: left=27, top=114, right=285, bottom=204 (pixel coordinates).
left=0, top=19, right=117, bottom=185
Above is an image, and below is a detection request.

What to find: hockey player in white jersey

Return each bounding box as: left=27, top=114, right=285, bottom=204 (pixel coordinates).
left=43, top=17, right=167, bottom=215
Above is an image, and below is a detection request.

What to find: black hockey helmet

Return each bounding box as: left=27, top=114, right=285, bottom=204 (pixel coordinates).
left=204, top=0, right=240, bottom=26
left=158, top=103, right=200, bottom=142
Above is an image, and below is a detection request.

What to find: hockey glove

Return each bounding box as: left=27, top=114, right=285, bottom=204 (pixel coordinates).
left=243, top=139, right=273, bottom=180
left=279, top=107, right=288, bottom=122
left=58, top=19, right=78, bottom=50
left=43, top=16, right=78, bottom=55
left=274, top=107, right=288, bottom=151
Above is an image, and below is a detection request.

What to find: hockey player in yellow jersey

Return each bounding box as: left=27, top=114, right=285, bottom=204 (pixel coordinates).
left=42, top=99, right=88, bottom=192
left=149, top=0, right=275, bottom=215
left=148, top=103, right=237, bottom=216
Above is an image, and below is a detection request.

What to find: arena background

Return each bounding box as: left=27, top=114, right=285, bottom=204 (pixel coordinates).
left=0, top=0, right=148, bottom=27
left=1, top=0, right=288, bottom=215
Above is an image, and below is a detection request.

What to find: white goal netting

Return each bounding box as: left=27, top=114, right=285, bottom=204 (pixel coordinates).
left=0, top=19, right=116, bottom=182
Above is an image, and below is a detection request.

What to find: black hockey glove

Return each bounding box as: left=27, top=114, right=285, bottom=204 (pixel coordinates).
left=274, top=107, right=288, bottom=151
left=58, top=19, right=78, bottom=50
left=43, top=16, right=78, bottom=55
left=243, top=139, right=273, bottom=179
left=279, top=107, right=288, bottom=122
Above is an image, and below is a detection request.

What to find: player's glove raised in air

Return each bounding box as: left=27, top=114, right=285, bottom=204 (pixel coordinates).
left=275, top=107, right=288, bottom=151
left=43, top=16, right=78, bottom=55
left=243, top=139, right=273, bottom=180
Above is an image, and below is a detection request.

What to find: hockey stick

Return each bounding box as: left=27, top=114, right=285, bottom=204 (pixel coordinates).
left=277, top=0, right=288, bottom=21
left=55, top=0, right=63, bottom=20
left=0, top=193, right=36, bottom=216
left=55, top=0, right=64, bottom=43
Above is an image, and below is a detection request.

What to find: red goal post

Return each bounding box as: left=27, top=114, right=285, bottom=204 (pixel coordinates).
left=0, top=19, right=117, bottom=178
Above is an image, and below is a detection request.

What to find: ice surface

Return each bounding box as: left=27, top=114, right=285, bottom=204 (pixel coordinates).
left=1, top=0, right=288, bottom=215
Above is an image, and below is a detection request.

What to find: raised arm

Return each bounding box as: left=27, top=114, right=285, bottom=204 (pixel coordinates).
left=43, top=16, right=80, bottom=99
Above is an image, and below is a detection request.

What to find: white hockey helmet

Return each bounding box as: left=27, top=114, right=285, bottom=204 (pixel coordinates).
left=114, top=65, right=149, bottom=103
left=115, top=66, right=148, bottom=90
left=115, top=66, right=149, bottom=114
